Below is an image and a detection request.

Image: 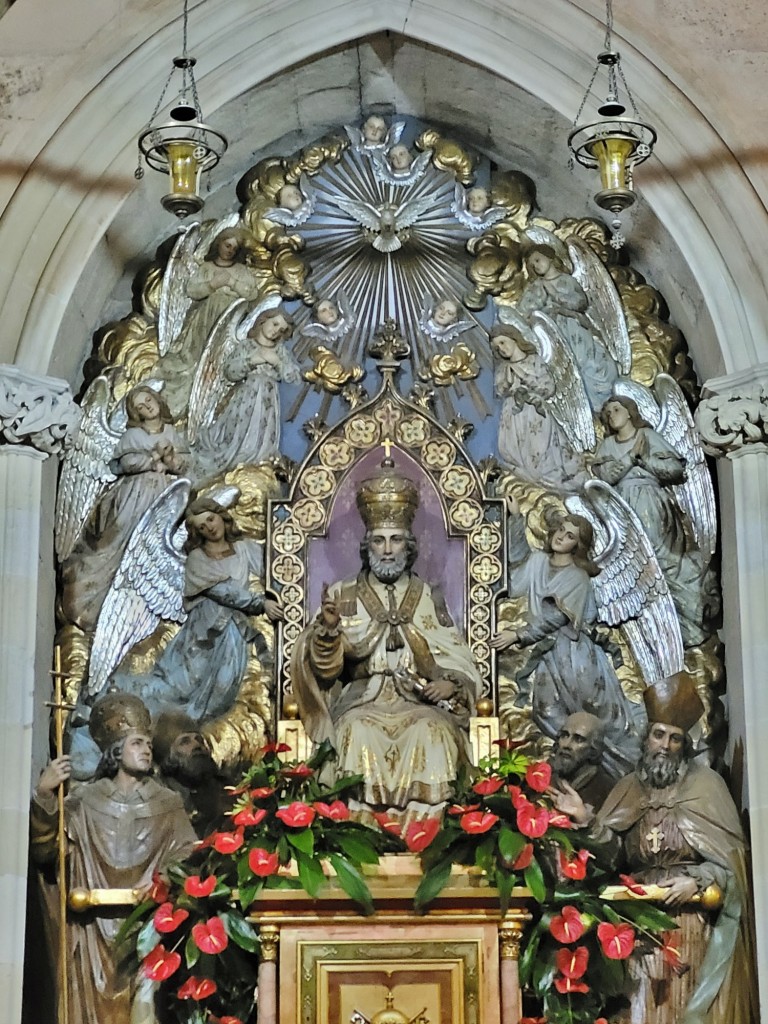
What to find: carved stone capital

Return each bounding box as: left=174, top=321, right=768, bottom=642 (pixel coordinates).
left=498, top=909, right=532, bottom=960
left=696, top=364, right=768, bottom=459
left=0, top=364, right=80, bottom=457
left=259, top=923, right=280, bottom=962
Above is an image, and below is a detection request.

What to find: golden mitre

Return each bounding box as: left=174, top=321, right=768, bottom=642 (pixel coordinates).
left=89, top=690, right=152, bottom=752
left=356, top=465, right=419, bottom=531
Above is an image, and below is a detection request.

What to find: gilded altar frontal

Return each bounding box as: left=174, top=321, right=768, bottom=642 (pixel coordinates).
left=8, top=26, right=760, bottom=1024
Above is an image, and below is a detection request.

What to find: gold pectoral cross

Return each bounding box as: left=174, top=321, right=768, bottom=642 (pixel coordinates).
left=646, top=826, right=665, bottom=854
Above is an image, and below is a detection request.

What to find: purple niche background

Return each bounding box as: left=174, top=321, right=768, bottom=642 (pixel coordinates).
left=306, top=447, right=466, bottom=629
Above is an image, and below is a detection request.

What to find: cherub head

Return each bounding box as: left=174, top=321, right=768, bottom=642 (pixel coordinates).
left=432, top=298, right=460, bottom=328
left=125, top=385, right=173, bottom=429
left=314, top=298, right=340, bottom=326
left=362, top=115, right=387, bottom=144
left=248, top=307, right=294, bottom=348
left=278, top=183, right=304, bottom=211
left=467, top=187, right=491, bottom=214
left=388, top=144, right=413, bottom=171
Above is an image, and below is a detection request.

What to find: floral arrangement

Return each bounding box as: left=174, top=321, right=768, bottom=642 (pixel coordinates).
left=119, top=740, right=680, bottom=1024
left=117, top=740, right=399, bottom=1024
left=412, top=742, right=681, bottom=1024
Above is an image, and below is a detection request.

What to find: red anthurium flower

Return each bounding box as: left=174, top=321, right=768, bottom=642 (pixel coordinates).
left=142, top=944, right=181, bottom=981
left=281, top=763, right=314, bottom=780
left=177, top=976, right=218, bottom=1000
left=233, top=806, right=268, bottom=827
left=404, top=817, right=441, bottom=852
left=595, top=1019, right=609, bottom=1024
left=472, top=776, right=505, bottom=796
left=507, top=785, right=528, bottom=810
left=313, top=800, right=351, bottom=821
left=548, top=811, right=573, bottom=829
left=213, top=1018, right=244, bottom=1024
left=147, top=871, right=170, bottom=904
left=248, top=847, right=280, bottom=877
left=559, top=848, right=592, bottom=881
left=519, top=1018, right=548, bottom=1024
left=554, top=976, right=589, bottom=995
left=460, top=811, right=499, bottom=834
left=275, top=801, right=316, bottom=828
left=516, top=802, right=549, bottom=838
left=153, top=902, right=189, bottom=934
left=619, top=873, right=647, bottom=896
left=447, top=802, right=480, bottom=816
left=213, top=828, right=244, bottom=854
left=224, top=781, right=251, bottom=796
left=512, top=843, right=534, bottom=870
left=192, top=916, right=229, bottom=955
left=184, top=875, right=217, bottom=898
left=260, top=742, right=292, bottom=755
left=251, top=786, right=276, bottom=800
left=660, top=930, right=690, bottom=977
left=373, top=811, right=402, bottom=837
left=525, top=761, right=552, bottom=793
left=556, top=945, right=589, bottom=979
left=549, top=905, right=586, bottom=944
left=597, top=921, right=636, bottom=959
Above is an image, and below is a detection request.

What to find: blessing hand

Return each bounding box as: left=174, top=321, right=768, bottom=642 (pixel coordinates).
left=318, top=583, right=341, bottom=632
left=546, top=780, right=591, bottom=827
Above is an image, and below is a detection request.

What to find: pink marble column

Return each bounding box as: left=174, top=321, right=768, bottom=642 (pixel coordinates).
left=258, top=925, right=279, bottom=1024
left=499, top=911, right=532, bottom=1024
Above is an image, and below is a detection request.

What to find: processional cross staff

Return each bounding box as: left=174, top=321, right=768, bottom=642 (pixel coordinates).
left=45, top=648, right=76, bottom=1024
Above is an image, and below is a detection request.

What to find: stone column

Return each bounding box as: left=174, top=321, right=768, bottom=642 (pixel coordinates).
left=498, top=909, right=532, bottom=1024
left=257, top=924, right=280, bottom=1024
left=696, top=366, right=768, bottom=1013
left=0, top=365, right=77, bottom=1024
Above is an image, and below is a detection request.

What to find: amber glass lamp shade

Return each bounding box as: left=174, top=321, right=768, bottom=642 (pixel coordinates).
left=162, top=140, right=204, bottom=217
left=587, top=135, right=637, bottom=212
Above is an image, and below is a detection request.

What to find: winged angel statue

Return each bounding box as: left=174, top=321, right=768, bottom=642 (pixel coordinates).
left=594, top=374, right=718, bottom=645
left=300, top=290, right=356, bottom=343
left=57, top=377, right=188, bottom=631
left=451, top=182, right=508, bottom=231
left=344, top=115, right=405, bottom=153
left=419, top=295, right=475, bottom=343
left=186, top=295, right=301, bottom=479
left=493, top=485, right=683, bottom=778
left=517, top=228, right=631, bottom=409
left=66, top=479, right=282, bottom=776
left=262, top=173, right=316, bottom=227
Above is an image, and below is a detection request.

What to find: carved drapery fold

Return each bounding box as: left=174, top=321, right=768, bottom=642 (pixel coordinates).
left=0, top=364, right=79, bottom=456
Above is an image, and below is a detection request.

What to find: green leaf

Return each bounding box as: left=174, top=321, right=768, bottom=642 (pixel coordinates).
left=238, top=882, right=260, bottom=911
left=287, top=828, right=315, bottom=857
left=295, top=850, right=326, bottom=898
left=220, top=909, right=260, bottom=953
left=135, top=918, right=161, bottom=960
left=114, top=898, right=155, bottom=947
left=277, top=835, right=290, bottom=862
left=531, top=952, right=557, bottom=997
left=495, top=868, right=513, bottom=914
left=545, top=827, right=574, bottom=855
left=592, top=951, right=626, bottom=996
left=413, top=859, right=453, bottom=911
left=329, top=853, right=374, bottom=914
left=524, top=858, right=547, bottom=903
left=497, top=826, right=525, bottom=864
left=518, top=926, right=542, bottom=986
left=185, top=931, right=201, bottom=969
left=264, top=875, right=303, bottom=890
left=333, top=832, right=380, bottom=865
left=610, top=900, right=678, bottom=932
left=474, top=836, right=496, bottom=875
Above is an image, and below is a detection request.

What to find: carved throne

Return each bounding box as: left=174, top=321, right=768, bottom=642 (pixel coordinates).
left=254, top=328, right=530, bottom=1024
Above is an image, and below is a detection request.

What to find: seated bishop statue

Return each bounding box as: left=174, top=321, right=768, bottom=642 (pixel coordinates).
left=291, top=464, right=482, bottom=825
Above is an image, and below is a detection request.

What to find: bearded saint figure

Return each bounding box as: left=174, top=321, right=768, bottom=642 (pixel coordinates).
left=290, top=465, right=482, bottom=825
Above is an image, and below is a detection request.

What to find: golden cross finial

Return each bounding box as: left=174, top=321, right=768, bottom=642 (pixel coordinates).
left=382, top=437, right=393, bottom=459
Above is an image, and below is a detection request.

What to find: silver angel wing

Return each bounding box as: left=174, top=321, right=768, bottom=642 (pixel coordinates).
left=187, top=294, right=283, bottom=444
left=343, top=123, right=365, bottom=149
left=86, top=478, right=190, bottom=698
left=157, top=213, right=240, bottom=357
left=323, top=193, right=382, bottom=231
left=394, top=192, right=438, bottom=230
left=263, top=174, right=316, bottom=227
left=385, top=121, right=406, bottom=148
left=371, top=148, right=433, bottom=186
left=656, top=374, right=717, bottom=555
left=55, top=376, right=122, bottom=560
left=567, top=235, right=631, bottom=375
left=530, top=311, right=596, bottom=452
left=566, top=479, right=684, bottom=682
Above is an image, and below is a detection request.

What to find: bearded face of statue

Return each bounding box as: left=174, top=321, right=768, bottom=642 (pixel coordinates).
left=164, top=732, right=218, bottom=786
left=364, top=526, right=416, bottom=583
left=637, top=722, right=688, bottom=788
